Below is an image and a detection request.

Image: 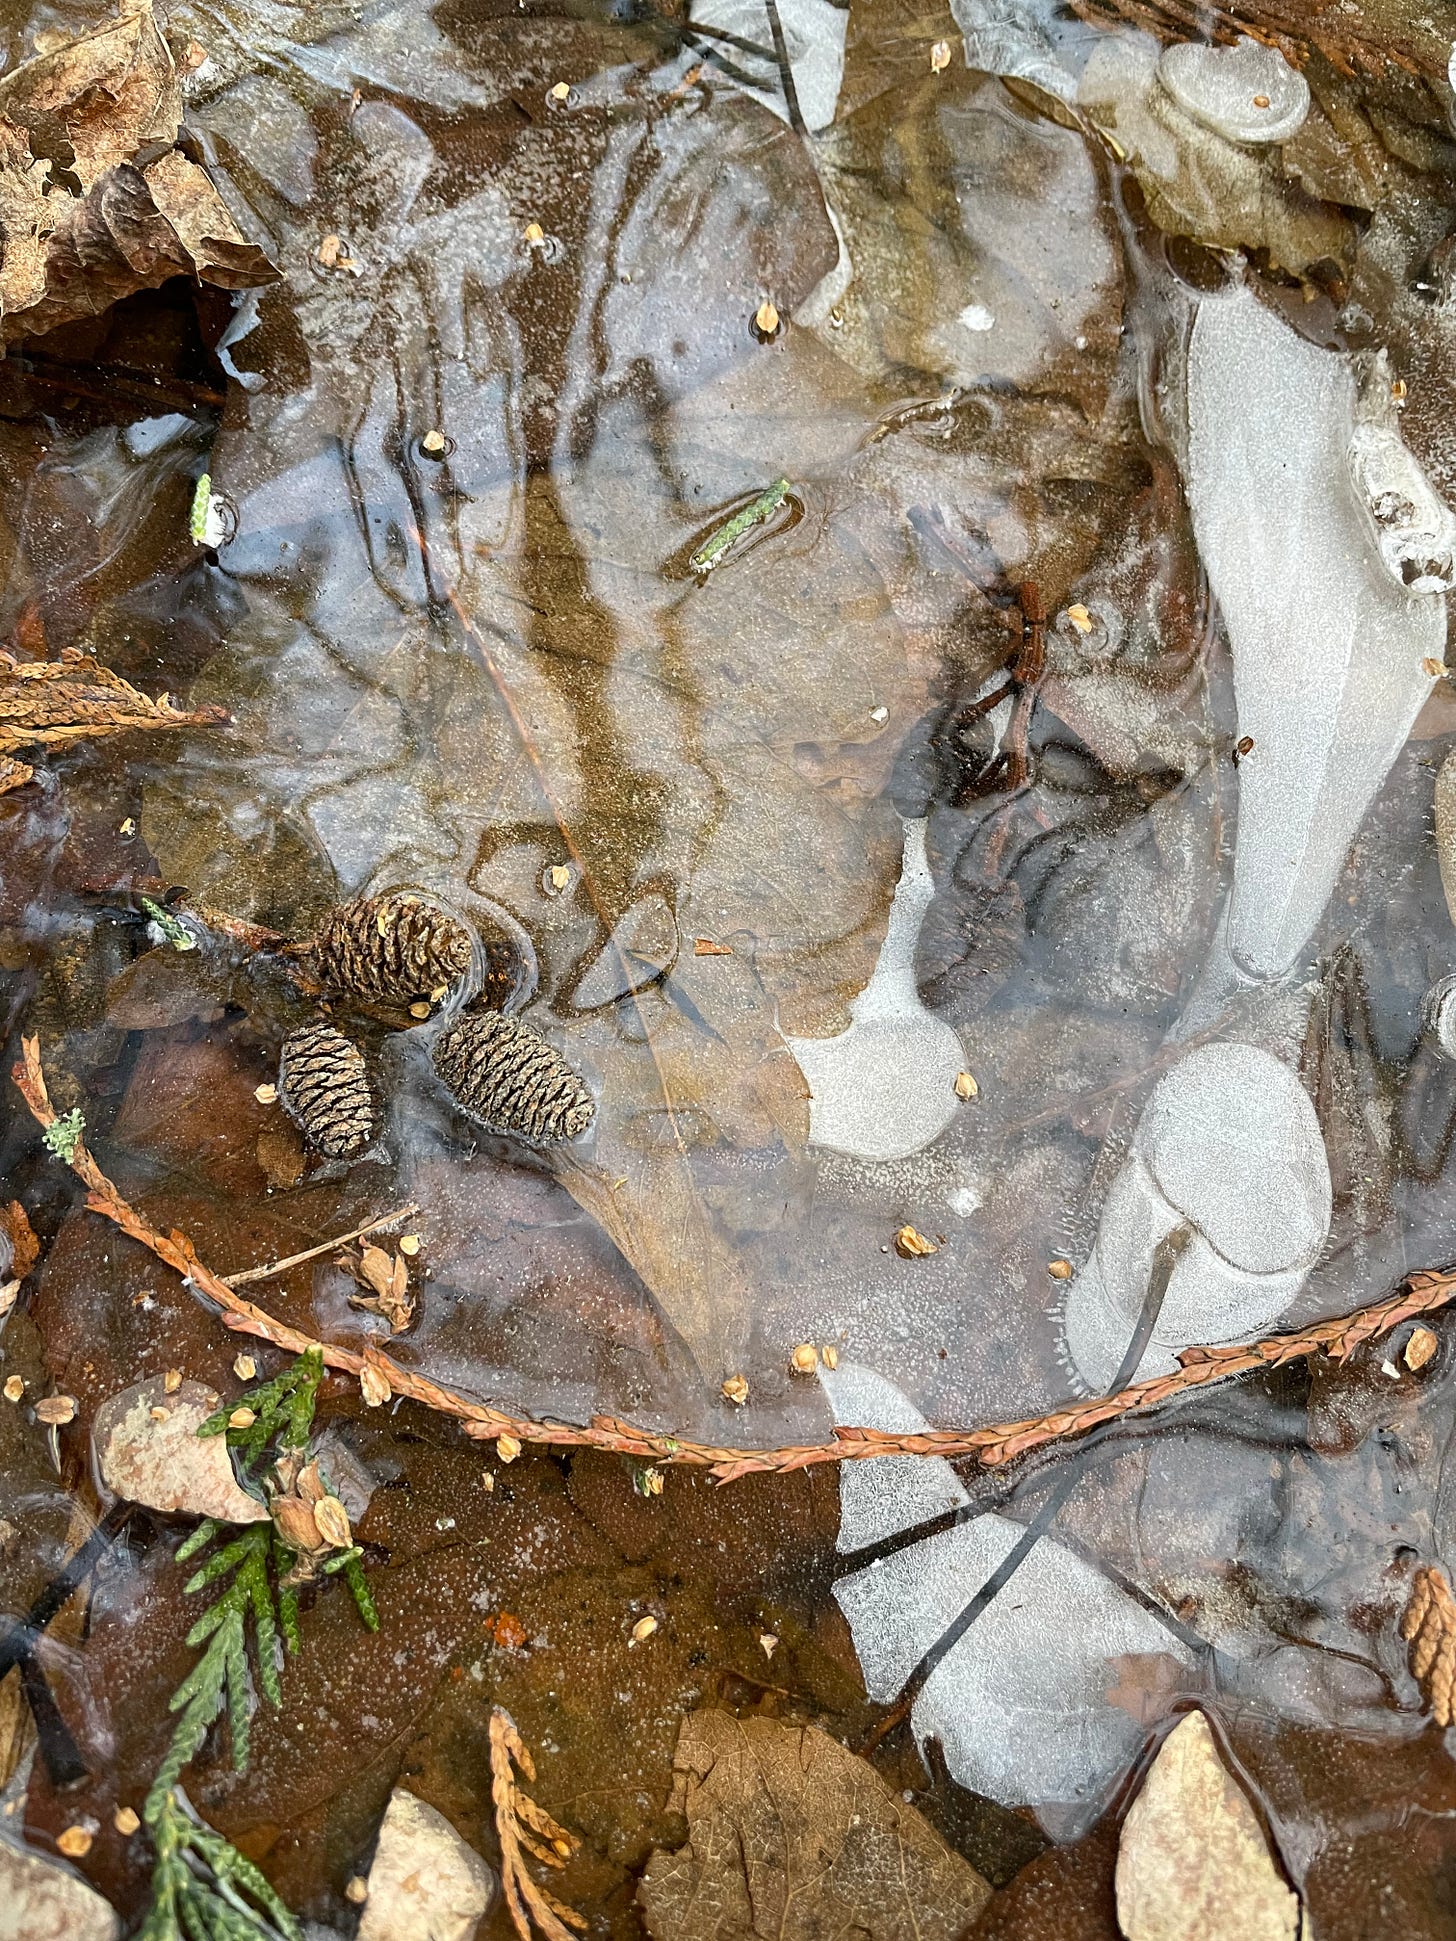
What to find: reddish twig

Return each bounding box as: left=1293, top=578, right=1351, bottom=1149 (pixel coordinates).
left=13, top=1036, right=1456, bottom=1483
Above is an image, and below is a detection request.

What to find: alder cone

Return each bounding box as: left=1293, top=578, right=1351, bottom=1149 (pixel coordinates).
left=311, top=891, right=474, bottom=1004
left=433, top=1012, right=594, bottom=1143
left=278, top=1021, right=374, bottom=1159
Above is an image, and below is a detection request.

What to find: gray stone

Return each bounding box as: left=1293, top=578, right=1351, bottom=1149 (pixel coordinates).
left=93, top=1378, right=268, bottom=1524
left=0, top=1837, right=120, bottom=1941
left=356, top=1788, right=495, bottom=1941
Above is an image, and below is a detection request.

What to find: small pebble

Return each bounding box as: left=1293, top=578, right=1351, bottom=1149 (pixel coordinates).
left=114, top=1806, right=140, bottom=1836
left=549, top=80, right=572, bottom=102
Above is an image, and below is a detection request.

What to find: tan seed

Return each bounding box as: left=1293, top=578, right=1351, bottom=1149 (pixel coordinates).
left=546, top=863, right=572, bottom=894
left=1066, top=603, right=1094, bottom=635
left=755, top=299, right=781, bottom=336
left=164, top=1368, right=183, bottom=1393
left=272, top=1496, right=323, bottom=1551
left=398, top=1233, right=421, bottom=1256
left=345, top=1875, right=369, bottom=1905
left=497, top=1434, right=522, bottom=1463
left=318, top=233, right=343, bottom=267
left=0, top=1283, right=16, bottom=1318
left=233, top=1355, right=257, bottom=1381
left=1392, top=377, right=1409, bottom=401
left=822, top=1344, right=839, bottom=1370
left=1406, top=1326, right=1439, bottom=1372
left=759, top=1632, right=778, bottom=1658
left=118, top=817, right=137, bottom=837
left=721, top=1373, right=749, bottom=1406
left=409, top=1001, right=432, bottom=1019
left=631, top=1614, right=659, bottom=1643
left=56, top=1824, right=93, bottom=1858
left=524, top=221, right=545, bottom=245
left=34, top=1395, right=76, bottom=1425
left=930, top=38, right=951, bottom=71
left=114, top=1806, right=140, bottom=1836
left=550, top=80, right=572, bottom=102
left=1047, top=1258, right=1074, bottom=1281
left=1423, top=658, right=1446, bottom=678
left=481, top=1470, right=496, bottom=1492
left=421, top=429, right=447, bottom=454
left=254, top=1083, right=278, bottom=1105
left=954, top=1070, right=978, bottom=1100
left=3, top=1377, right=23, bottom=1402
left=360, top=1364, right=392, bottom=1407
left=149, top=1406, right=171, bottom=1422
left=1252, top=92, right=1270, bottom=108
left=313, top=1495, right=353, bottom=1549
left=790, top=1342, right=819, bottom=1375
left=229, top=1407, right=256, bottom=1429
left=894, top=1225, right=937, bottom=1259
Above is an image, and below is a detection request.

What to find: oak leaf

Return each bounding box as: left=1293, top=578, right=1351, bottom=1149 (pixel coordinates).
left=638, top=1712, right=991, bottom=1941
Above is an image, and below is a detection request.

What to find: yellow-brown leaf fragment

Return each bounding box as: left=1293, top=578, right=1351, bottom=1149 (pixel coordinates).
left=894, top=1225, right=937, bottom=1259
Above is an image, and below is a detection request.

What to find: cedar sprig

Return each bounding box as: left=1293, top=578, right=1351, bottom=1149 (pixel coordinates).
left=489, top=1708, right=587, bottom=1941
left=198, top=1347, right=323, bottom=1466
left=138, top=1787, right=301, bottom=1941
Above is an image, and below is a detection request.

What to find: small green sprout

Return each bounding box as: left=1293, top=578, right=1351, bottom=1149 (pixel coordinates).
left=141, top=896, right=197, bottom=952
left=43, top=1108, right=84, bottom=1163
left=188, top=472, right=213, bottom=545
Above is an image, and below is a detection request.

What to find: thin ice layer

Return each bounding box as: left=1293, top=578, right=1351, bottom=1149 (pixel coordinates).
left=1185, top=287, right=1443, bottom=981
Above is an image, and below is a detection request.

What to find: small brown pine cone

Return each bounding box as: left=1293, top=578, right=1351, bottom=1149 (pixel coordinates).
left=279, top=1021, right=374, bottom=1159
left=311, top=891, right=474, bottom=1004
left=432, top=1012, right=594, bottom=1143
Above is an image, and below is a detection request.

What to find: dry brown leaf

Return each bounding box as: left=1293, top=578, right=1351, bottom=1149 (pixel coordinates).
left=0, top=1200, right=39, bottom=1280
left=0, top=0, right=278, bottom=342
left=0, top=756, right=33, bottom=793
left=639, top=1713, right=991, bottom=1941
left=342, top=1241, right=415, bottom=1333
left=256, top=1118, right=307, bottom=1191
left=0, top=653, right=227, bottom=761
left=1115, top=1711, right=1300, bottom=1940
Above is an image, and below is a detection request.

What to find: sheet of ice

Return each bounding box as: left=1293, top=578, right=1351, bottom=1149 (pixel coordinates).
left=950, top=0, right=1077, bottom=102
left=1063, top=1042, right=1331, bottom=1391
left=1185, top=286, right=1444, bottom=982
left=1348, top=352, right=1456, bottom=593
left=686, top=0, right=846, bottom=133
left=1158, top=38, right=1309, bottom=145
left=786, top=820, right=966, bottom=1161
left=826, top=1366, right=1194, bottom=1837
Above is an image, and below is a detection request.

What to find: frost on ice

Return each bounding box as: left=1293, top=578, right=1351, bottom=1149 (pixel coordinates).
left=1157, top=38, right=1310, bottom=145
left=786, top=820, right=966, bottom=1162
left=826, top=1364, right=1193, bottom=1839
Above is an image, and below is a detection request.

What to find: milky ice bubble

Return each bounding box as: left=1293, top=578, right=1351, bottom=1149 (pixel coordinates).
left=824, top=1363, right=1194, bottom=1838
left=786, top=819, right=966, bottom=1162
left=1157, top=37, right=1309, bottom=145
left=1063, top=1042, right=1331, bottom=1391
left=1185, top=285, right=1443, bottom=982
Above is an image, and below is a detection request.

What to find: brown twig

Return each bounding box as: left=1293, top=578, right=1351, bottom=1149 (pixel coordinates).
left=223, top=1205, right=421, bottom=1287
left=1402, top=1565, right=1456, bottom=1726
left=12, top=1035, right=1456, bottom=1483
left=488, top=1709, right=586, bottom=1941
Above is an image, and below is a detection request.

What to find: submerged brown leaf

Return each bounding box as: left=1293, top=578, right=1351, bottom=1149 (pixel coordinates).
left=342, top=1242, right=415, bottom=1334
left=638, top=1712, right=992, bottom=1941
left=0, top=0, right=277, bottom=343
left=0, top=652, right=227, bottom=764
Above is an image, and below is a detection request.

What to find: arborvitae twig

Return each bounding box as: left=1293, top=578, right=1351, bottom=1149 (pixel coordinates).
left=138, top=1788, right=302, bottom=1941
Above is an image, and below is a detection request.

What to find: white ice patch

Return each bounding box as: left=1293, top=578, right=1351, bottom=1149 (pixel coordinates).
left=1157, top=37, right=1309, bottom=145
left=951, top=0, right=1077, bottom=103
left=1185, top=286, right=1445, bottom=983
left=786, top=819, right=965, bottom=1161
left=825, top=1364, right=1193, bottom=1838
left=1062, top=1042, right=1331, bottom=1391
left=959, top=302, right=995, bottom=332
left=686, top=0, right=847, bottom=132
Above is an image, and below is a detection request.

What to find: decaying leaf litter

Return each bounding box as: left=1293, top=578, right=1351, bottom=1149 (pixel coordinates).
left=4, top=0, right=1456, bottom=1936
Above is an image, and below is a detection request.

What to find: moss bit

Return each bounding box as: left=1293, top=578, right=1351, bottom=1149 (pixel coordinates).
left=43, top=1107, right=85, bottom=1162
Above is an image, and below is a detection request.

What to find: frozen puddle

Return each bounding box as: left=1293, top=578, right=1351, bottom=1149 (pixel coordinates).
left=786, top=820, right=966, bottom=1162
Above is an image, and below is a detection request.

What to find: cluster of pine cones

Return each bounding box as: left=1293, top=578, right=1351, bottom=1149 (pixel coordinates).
left=277, top=889, right=594, bottom=1162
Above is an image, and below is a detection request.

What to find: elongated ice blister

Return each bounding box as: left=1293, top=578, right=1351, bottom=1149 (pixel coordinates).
left=1185, top=287, right=1446, bottom=984
left=1062, top=1043, right=1331, bottom=1391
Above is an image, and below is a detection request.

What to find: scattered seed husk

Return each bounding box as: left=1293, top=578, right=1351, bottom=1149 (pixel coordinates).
left=549, top=80, right=571, bottom=101
left=894, top=1225, right=937, bottom=1259
left=497, top=1434, right=522, bottom=1463
left=360, top=1364, right=392, bottom=1407
left=163, top=1368, right=182, bottom=1393
left=545, top=863, right=572, bottom=895
left=313, top=1495, right=352, bottom=1549
left=754, top=298, right=781, bottom=336
left=722, top=1374, right=749, bottom=1406
left=114, top=1806, right=140, bottom=1836
left=311, top=890, right=474, bottom=1006
left=694, top=937, right=732, bottom=955
left=524, top=220, right=545, bottom=244
left=345, top=1876, right=368, bottom=1906
left=229, top=1407, right=256, bottom=1429
left=433, top=1011, right=595, bottom=1143
left=399, top=1233, right=421, bottom=1256
left=149, top=1406, right=170, bottom=1422
left=759, top=1633, right=778, bottom=1657
left=254, top=1082, right=278, bottom=1105
left=954, top=1070, right=978, bottom=1100
left=930, top=38, right=951, bottom=70
left=1406, top=1326, right=1439, bottom=1371
left=1047, top=1257, right=1074, bottom=1280
left=689, top=478, right=790, bottom=573
left=421, top=428, right=447, bottom=454
left=822, top=1344, right=839, bottom=1370
left=481, top=1470, right=496, bottom=1492
left=1423, top=657, right=1446, bottom=678
left=790, top=1343, right=819, bottom=1374
left=631, top=1615, right=658, bottom=1643
left=56, top=1824, right=93, bottom=1858
left=34, top=1394, right=75, bottom=1425
left=3, top=1377, right=23, bottom=1402
left=273, top=1494, right=323, bottom=1551
left=233, top=1355, right=256, bottom=1381
left=279, top=1020, right=374, bottom=1160
left=1066, top=602, right=1094, bottom=634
